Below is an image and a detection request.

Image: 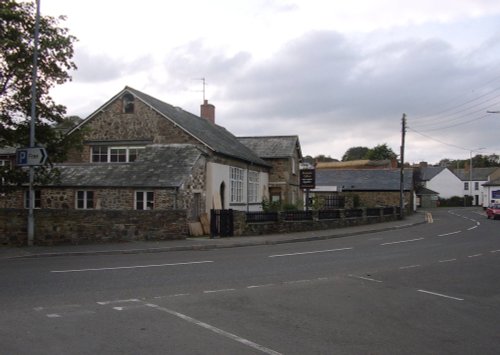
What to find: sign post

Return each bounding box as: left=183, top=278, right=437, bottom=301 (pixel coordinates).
left=300, top=169, right=316, bottom=211
left=16, top=147, right=47, bottom=166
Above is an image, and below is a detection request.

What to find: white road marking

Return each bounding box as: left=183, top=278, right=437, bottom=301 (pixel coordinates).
left=438, top=259, right=457, bottom=263
left=467, top=254, right=482, bottom=258
left=269, top=247, right=352, bottom=258
left=399, top=264, right=421, bottom=269
left=284, top=279, right=313, bottom=285
left=437, top=231, right=461, bottom=237
left=247, top=284, right=275, bottom=289
left=97, top=299, right=140, bottom=305
left=417, top=289, right=464, bottom=301
left=490, top=249, right=500, bottom=253
left=203, top=289, right=236, bottom=294
left=46, top=314, right=61, bottom=318
left=380, top=237, right=424, bottom=246
left=51, top=260, right=213, bottom=273
left=144, top=303, right=283, bottom=355
left=348, top=274, right=383, bottom=283
left=467, top=226, right=478, bottom=231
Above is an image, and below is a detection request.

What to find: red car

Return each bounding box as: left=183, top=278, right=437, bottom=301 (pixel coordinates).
left=486, top=204, right=500, bottom=220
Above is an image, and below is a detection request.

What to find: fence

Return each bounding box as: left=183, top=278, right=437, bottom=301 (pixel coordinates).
left=241, top=206, right=402, bottom=236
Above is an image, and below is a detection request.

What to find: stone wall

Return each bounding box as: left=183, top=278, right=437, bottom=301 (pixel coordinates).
left=0, top=209, right=188, bottom=246
left=234, top=207, right=403, bottom=236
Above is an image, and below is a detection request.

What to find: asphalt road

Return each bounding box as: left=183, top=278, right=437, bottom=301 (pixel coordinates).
left=1, top=209, right=499, bottom=354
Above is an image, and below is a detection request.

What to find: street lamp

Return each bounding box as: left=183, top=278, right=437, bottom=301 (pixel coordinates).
left=468, top=147, right=485, bottom=206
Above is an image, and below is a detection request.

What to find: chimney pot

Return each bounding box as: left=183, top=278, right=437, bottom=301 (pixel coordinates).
left=200, top=100, right=215, bottom=124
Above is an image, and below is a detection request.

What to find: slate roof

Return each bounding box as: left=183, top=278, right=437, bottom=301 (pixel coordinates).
left=418, top=166, right=446, bottom=181
left=48, top=144, right=203, bottom=188
left=483, top=177, right=500, bottom=186
left=415, top=186, right=439, bottom=195
left=70, top=87, right=270, bottom=168
left=316, top=169, right=414, bottom=191
left=451, top=167, right=499, bottom=181
left=237, top=136, right=301, bottom=159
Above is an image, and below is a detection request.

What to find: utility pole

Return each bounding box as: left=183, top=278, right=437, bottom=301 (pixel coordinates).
left=27, top=0, right=41, bottom=246
left=399, top=113, right=407, bottom=220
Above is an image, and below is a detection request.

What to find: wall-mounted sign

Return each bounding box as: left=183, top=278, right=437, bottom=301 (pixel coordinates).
left=300, top=169, right=315, bottom=189
left=493, top=190, right=500, bottom=199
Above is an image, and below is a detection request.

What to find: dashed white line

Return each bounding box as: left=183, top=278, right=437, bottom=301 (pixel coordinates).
left=437, top=231, right=461, bottom=237
left=467, top=254, right=482, bottom=258
left=144, top=303, right=283, bottom=355
left=247, top=284, right=275, bottom=289
left=490, top=249, right=500, bottom=253
left=417, top=289, right=464, bottom=301
left=438, top=258, right=457, bottom=263
left=399, top=264, right=421, bottom=270
left=348, top=274, right=383, bottom=283
left=203, top=289, right=236, bottom=294
left=467, top=226, right=478, bottom=231
left=51, top=260, right=213, bottom=273
left=380, top=238, right=424, bottom=246
left=269, top=247, right=352, bottom=258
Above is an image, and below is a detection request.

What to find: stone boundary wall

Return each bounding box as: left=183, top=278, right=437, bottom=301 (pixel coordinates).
left=0, top=209, right=187, bottom=246
left=233, top=208, right=403, bottom=236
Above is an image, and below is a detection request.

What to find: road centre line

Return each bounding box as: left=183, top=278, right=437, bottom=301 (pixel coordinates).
left=417, top=289, right=464, bottom=301
left=269, top=247, right=352, bottom=258
left=437, top=231, right=461, bottom=237
left=380, top=237, right=424, bottom=246
left=399, top=264, right=421, bottom=270
left=348, top=274, right=383, bottom=283
left=491, top=249, right=500, bottom=253
left=467, top=226, right=478, bottom=231
left=247, top=284, right=275, bottom=289
left=438, top=258, right=457, bottom=263
left=467, top=254, right=482, bottom=258
left=144, top=303, right=283, bottom=355
left=51, top=260, right=213, bottom=273
left=204, top=289, right=236, bottom=294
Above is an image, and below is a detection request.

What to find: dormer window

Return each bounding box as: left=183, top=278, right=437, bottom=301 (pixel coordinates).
left=122, top=93, right=134, bottom=113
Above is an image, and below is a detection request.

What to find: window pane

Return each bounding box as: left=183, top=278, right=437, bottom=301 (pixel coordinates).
left=87, top=191, right=94, bottom=209
left=110, top=148, right=126, bottom=162
left=136, top=192, right=144, bottom=210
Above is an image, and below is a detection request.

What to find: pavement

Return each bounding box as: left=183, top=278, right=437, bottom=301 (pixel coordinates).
left=0, top=212, right=427, bottom=259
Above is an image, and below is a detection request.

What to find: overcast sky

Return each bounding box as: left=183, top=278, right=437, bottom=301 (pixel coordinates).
left=40, top=0, right=500, bottom=164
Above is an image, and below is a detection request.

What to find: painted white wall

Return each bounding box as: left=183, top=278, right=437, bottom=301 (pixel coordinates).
left=425, top=168, right=463, bottom=199
left=461, top=179, right=488, bottom=206
left=206, top=162, right=269, bottom=212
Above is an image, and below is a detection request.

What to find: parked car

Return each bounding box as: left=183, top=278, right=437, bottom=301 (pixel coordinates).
left=486, top=204, right=500, bottom=220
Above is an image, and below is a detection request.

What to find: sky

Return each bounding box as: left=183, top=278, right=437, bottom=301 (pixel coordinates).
left=38, top=0, right=500, bottom=164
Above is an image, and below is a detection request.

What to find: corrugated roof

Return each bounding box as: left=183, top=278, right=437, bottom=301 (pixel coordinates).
left=237, top=136, right=301, bottom=159
left=49, top=144, right=203, bottom=188
left=316, top=169, right=414, bottom=191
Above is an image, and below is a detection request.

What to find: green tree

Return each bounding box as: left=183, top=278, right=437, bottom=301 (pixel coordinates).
left=1, top=0, right=81, bottom=191
left=342, top=146, right=369, bottom=161
left=365, top=143, right=397, bottom=161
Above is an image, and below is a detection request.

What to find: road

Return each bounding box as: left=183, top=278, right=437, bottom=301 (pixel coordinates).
left=1, top=208, right=499, bottom=354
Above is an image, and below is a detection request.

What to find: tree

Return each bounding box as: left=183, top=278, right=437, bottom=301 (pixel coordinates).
left=342, top=146, right=369, bottom=161
left=1, top=0, right=81, bottom=191
left=365, top=143, right=398, bottom=161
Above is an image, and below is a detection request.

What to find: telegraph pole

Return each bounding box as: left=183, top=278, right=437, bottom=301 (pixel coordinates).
left=27, top=0, right=41, bottom=246
left=399, top=114, right=407, bottom=220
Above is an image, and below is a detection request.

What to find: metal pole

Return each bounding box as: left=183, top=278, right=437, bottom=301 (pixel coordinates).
left=28, top=0, right=41, bottom=246
left=399, top=114, right=406, bottom=219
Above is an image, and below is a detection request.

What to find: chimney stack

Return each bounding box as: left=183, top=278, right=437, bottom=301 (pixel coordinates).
left=200, top=99, right=215, bottom=124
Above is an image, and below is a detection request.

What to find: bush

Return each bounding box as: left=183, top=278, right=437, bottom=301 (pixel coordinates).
left=438, top=196, right=473, bottom=207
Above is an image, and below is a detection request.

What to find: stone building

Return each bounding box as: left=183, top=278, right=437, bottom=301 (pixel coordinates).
left=237, top=135, right=303, bottom=206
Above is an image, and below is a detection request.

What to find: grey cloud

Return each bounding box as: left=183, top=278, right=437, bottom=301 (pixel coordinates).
left=73, top=48, right=153, bottom=83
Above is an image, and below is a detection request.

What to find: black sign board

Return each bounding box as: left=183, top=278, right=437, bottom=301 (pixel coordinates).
left=300, top=169, right=316, bottom=189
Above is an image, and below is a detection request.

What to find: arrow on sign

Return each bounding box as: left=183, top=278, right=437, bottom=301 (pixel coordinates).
left=16, top=147, right=48, bottom=166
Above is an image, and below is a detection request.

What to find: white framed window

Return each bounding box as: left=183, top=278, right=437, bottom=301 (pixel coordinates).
left=91, top=146, right=145, bottom=163
left=24, top=190, right=41, bottom=209
left=474, top=182, right=479, bottom=191
left=230, top=167, right=244, bottom=203
left=76, top=190, right=94, bottom=209
left=248, top=171, right=259, bottom=203
left=464, top=182, right=469, bottom=191
left=135, top=191, right=154, bottom=210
